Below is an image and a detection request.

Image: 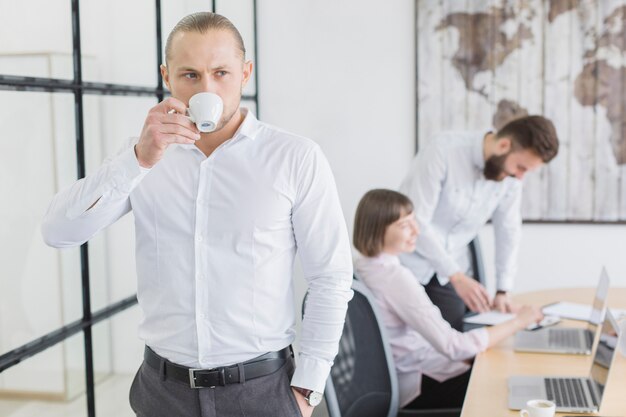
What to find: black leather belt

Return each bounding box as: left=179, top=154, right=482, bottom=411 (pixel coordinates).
left=144, top=346, right=293, bottom=389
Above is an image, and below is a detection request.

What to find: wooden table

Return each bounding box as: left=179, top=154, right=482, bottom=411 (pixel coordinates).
left=460, top=288, right=626, bottom=417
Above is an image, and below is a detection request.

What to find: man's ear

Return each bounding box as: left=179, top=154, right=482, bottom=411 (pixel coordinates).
left=495, top=137, right=512, bottom=155
left=241, top=60, right=253, bottom=89
left=160, top=64, right=171, bottom=91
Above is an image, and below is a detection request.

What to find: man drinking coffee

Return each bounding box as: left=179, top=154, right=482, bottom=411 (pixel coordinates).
left=42, top=12, right=353, bottom=417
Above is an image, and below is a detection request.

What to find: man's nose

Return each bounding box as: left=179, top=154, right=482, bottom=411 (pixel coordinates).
left=199, top=77, right=217, bottom=93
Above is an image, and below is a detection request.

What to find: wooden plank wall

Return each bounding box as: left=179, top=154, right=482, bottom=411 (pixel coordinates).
left=417, top=0, right=626, bottom=221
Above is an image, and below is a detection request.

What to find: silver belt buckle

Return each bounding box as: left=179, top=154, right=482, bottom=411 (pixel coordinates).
left=189, top=368, right=224, bottom=388
left=189, top=368, right=213, bottom=389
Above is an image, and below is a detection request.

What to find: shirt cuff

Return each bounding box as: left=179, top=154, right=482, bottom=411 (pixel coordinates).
left=496, top=275, right=514, bottom=292
left=290, top=354, right=331, bottom=393
left=113, top=145, right=151, bottom=191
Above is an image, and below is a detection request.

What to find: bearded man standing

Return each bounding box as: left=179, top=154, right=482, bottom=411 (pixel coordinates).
left=398, top=116, right=559, bottom=330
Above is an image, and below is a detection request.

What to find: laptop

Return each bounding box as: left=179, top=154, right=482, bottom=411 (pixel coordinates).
left=508, top=309, right=621, bottom=413
left=513, top=267, right=609, bottom=355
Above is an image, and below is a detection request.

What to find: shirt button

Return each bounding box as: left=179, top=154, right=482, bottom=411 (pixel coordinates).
left=196, top=235, right=203, bottom=242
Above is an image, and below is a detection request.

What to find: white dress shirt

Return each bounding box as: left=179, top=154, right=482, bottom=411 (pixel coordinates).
left=42, top=109, right=354, bottom=393
left=355, top=254, right=488, bottom=407
left=399, top=131, right=522, bottom=291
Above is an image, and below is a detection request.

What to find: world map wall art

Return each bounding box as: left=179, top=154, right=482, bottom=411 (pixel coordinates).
left=417, top=0, right=626, bottom=222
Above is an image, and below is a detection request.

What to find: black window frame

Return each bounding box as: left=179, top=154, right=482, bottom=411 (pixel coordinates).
left=0, top=1, right=259, bottom=416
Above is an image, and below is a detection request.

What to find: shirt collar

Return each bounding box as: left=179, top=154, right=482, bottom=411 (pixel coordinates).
left=235, top=108, right=261, bottom=141
left=177, top=107, right=261, bottom=151
left=473, top=129, right=493, bottom=170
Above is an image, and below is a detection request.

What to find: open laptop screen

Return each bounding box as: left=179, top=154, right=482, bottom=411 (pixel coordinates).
left=589, top=310, right=620, bottom=399
left=586, top=268, right=610, bottom=333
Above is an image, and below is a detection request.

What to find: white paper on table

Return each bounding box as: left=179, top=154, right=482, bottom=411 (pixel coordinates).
left=542, top=302, right=626, bottom=322
left=463, top=311, right=515, bottom=326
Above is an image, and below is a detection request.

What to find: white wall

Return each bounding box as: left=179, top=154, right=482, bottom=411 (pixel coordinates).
left=257, top=0, right=416, bottom=232
left=479, top=224, right=626, bottom=294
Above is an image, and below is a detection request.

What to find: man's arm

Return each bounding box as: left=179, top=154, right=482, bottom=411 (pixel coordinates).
left=290, top=144, right=353, bottom=412
left=41, top=140, right=145, bottom=247
left=490, top=180, right=523, bottom=313
left=42, top=98, right=199, bottom=248
left=400, top=142, right=490, bottom=312
left=400, top=142, right=461, bottom=279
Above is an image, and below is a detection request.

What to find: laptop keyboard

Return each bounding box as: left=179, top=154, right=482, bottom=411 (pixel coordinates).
left=548, top=329, right=581, bottom=349
left=587, top=378, right=599, bottom=408
left=544, top=378, right=590, bottom=409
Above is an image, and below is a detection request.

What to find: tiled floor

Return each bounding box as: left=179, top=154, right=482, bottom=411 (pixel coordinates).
left=0, top=374, right=330, bottom=417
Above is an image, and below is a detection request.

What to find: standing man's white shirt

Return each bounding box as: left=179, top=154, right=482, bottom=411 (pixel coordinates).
left=42, top=108, right=354, bottom=393
left=398, top=131, right=522, bottom=292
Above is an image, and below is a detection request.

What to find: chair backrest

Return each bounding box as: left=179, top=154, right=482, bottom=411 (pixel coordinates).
left=464, top=237, right=487, bottom=333
left=323, top=279, right=399, bottom=417
left=468, top=237, right=485, bottom=285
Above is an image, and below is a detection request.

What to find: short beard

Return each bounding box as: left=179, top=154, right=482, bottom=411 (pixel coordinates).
left=214, top=99, right=242, bottom=132
left=483, top=152, right=509, bottom=181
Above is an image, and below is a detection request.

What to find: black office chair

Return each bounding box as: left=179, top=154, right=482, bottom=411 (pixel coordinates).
left=464, top=237, right=489, bottom=331
left=311, top=279, right=461, bottom=417
left=468, top=237, right=485, bottom=286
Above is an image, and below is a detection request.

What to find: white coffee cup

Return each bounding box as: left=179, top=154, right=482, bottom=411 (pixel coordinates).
left=187, top=92, right=223, bottom=133
left=519, top=399, right=556, bottom=417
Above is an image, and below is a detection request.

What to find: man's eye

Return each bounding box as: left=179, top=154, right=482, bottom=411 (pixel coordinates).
left=216, top=71, right=228, bottom=77
left=184, top=73, right=197, bottom=79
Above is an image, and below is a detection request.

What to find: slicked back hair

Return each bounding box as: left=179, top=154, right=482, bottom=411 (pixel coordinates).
left=164, top=12, right=246, bottom=65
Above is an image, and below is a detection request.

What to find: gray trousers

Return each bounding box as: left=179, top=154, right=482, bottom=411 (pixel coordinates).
left=129, top=355, right=303, bottom=417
